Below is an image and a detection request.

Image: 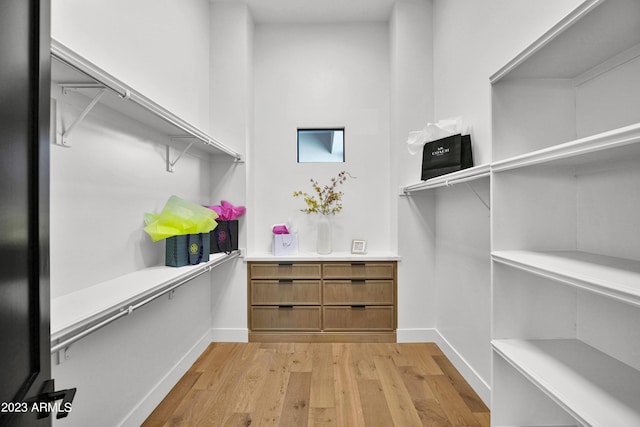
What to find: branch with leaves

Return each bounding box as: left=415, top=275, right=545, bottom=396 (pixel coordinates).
left=293, top=171, right=353, bottom=215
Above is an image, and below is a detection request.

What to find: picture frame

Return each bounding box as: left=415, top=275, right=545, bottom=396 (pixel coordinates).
left=351, top=239, right=367, bottom=254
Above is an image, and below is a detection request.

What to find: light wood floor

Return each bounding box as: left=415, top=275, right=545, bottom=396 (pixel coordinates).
left=143, top=342, right=490, bottom=426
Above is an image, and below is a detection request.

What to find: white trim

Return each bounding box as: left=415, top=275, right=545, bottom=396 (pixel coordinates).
left=396, top=327, right=440, bottom=343
left=210, top=327, right=249, bottom=343
left=489, top=0, right=603, bottom=83
left=397, top=328, right=491, bottom=406
left=118, top=329, right=213, bottom=427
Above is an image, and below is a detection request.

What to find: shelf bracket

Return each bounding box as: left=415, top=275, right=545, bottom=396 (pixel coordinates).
left=54, top=343, right=72, bottom=365
left=463, top=181, right=490, bottom=211
left=166, top=137, right=197, bottom=172
left=55, top=85, right=106, bottom=147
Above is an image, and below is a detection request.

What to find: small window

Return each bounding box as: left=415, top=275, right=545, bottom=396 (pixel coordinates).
left=297, top=128, right=345, bottom=163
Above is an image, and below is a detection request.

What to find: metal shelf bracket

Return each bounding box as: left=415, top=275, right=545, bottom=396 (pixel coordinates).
left=55, top=85, right=106, bottom=147
left=166, top=137, right=197, bottom=172
left=463, top=181, right=490, bottom=211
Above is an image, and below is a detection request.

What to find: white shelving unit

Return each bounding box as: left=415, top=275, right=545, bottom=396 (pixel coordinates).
left=401, top=163, right=490, bottom=194
left=51, top=39, right=243, bottom=170
left=490, top=0, right=640, bottom=425
left=49, top=40, right=245, bottom=355
left=51, top=252, right=239, bottom=354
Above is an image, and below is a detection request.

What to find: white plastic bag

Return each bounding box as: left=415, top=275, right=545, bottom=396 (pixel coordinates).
left=406, top=117, right=469, bottom=155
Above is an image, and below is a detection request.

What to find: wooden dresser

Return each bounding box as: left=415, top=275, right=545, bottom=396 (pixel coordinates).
left=247, top=260, right=397, bottom=342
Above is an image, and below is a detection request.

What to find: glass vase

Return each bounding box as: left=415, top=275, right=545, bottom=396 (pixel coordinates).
left=316, top=215, right=332, bottom=254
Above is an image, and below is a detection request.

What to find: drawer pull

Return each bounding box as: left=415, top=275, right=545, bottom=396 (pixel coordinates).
left=351, top=262, right=366, bottom=266
left=279, top=305, right=294, bottom=309
left=279, top=279, right=294, bottom=283
left=351, top=280, right=366, bottom=284
left=278, top=262, right=293, bottom=266
left=351, top=305, right=366, bottom=309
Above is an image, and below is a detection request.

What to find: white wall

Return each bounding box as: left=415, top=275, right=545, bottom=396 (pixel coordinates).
left=432, top=0, right=585, bottom=164
left=209, top=2, right=254, bottom=341
left=51, top=0, right=211, bottom=131
left=426, top=0, right=586, bottom=402
left=251, top=22, right=391, bottom=254
left=50, top=0, right=221, bottom=425
left=390, top=0, right=437, bottom=339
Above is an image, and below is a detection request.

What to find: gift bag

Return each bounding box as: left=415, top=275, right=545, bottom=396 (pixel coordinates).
left=273, top=233, right=298, bottom=256
left=210, top=220, right=238, bottom=254
left=166, top=233, right=210, bottom=267
left=421, top=134, right=473, bottom=180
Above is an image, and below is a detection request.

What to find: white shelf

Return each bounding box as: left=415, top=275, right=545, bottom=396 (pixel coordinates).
left=51, top=39, right=242, bottom=161
left=245, top=251, right=400, bottom=262
left=490, top=0, right=640, bottom=83
left=492, top=339, right=640, bottom=427
left=401, top=163, right=490, bottom=194
left=50, top=252, right=238, bottom=351
left=491, top=123, right=640, bottom=173
left=492, top=250, right=640, bottom=307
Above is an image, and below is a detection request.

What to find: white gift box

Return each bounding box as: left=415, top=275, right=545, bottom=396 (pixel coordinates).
left=273, top=233, right=298, bottom=256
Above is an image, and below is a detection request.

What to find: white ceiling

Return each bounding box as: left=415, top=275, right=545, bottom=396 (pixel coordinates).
left=211, top=0, right=397, bottom=23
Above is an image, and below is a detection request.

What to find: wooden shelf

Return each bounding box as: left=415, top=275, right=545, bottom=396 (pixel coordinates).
left=401, top=163, right=490, bottom=194
left=51, top=252, right=238, bottom=351
left=51, top=39, right=242, bottom=161
left=492, top=250, right=640, bottom=307
left=491, top=123, right=640, bottom=173
left=492, top=339, right=640, bottom=427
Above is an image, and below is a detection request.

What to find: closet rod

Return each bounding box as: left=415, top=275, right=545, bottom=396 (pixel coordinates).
left=51, top=39, right=242, bottom=161
left=403, top=171, right=490, bottom=194
left=50, top=251, right=239, bottom=354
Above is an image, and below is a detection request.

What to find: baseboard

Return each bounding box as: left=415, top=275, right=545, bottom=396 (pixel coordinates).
left=397, top=328, right=491, bottom=406
left=396, top=327, right=440, bottom=343
left=210, top=327, right=249, bottom=342
left=249, top=331, right=396, bottom=343
left=433, top=330, right=491, bottom=406
left=118, top=329, right=213, bottom=427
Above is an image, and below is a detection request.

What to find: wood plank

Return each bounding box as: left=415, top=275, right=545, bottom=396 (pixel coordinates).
left=195, top=344, right=261, bottom=425
left=144, top=342, right=490, bottom=426
left=279, top=372, right=312, bottom=427
left=309, top=344, right=336, bottom=408
left=332, top=344, right=366, bottom=426
left=373, top=354, right=424, bottom=426
left=232, top=348, right=277, bottom=414
left=397, top=365, right=452, bottom=426
left=142, top=371, right=201, bottom=426
left=349, top=342, right=379, bottom=381
left=426, top=375, right=481, bottom=426
left=289, top=342, right=313, bottom=372
left=192, top=343, right=245, bottom=390
left=251, top=348, right=291, bottom=425
left=357, top=379, right=395, bottom=427
left=308, top=407, right=338, bottom=426
left=414, top=399, right=453, bottom=427
left=400, top=343, right=445, bottom=376
left=473, top=411, right=491, bottom=427
left=433, top=354, right=489, bottom=413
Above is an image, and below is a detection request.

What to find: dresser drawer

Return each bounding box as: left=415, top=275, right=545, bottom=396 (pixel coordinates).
left=250, top=263, right=322, bottom=279
left=251, top=280, right=321, bottom=305
left=323, top=280, right=394, bottom=305
left=323, top=306, right=394, bottom=331
left=322, top=262, right=395, bottom=279
left=251, top=306, right=321, bottom=331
